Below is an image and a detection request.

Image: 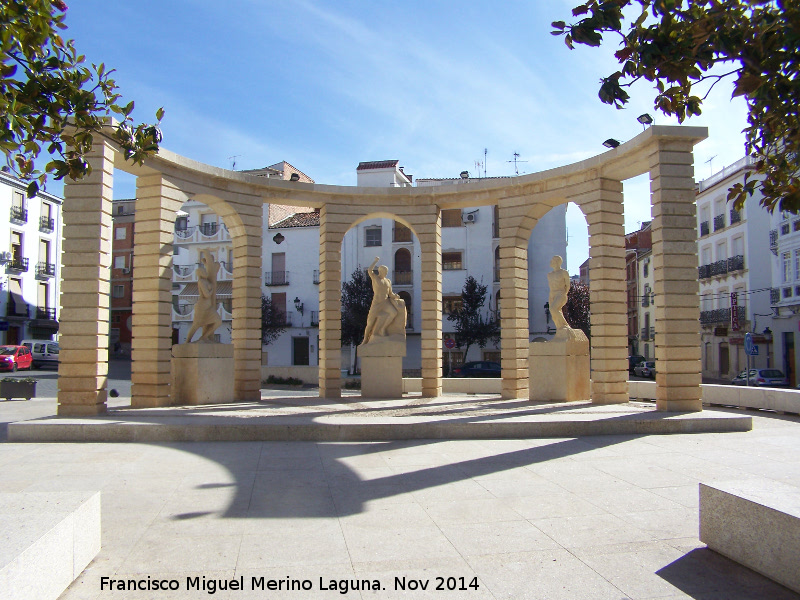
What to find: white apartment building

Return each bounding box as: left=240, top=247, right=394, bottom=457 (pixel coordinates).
left=0, top=172, right=62, bottom=345
left=637, top=247, right=656, bottom=360
left=768, top=206, right=800, bottom=386
left=696, top=156, right=773, bottom=380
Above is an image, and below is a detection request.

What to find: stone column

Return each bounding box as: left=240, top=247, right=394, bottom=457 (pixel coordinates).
left=498, top=206, right=530, bottom=400
left=582, top=179, right=628, bottom=404
left=418, top=208, right=442, bottom=397
left=318, top=204, right=344, bottom=399
left=231, top=216, right=264, bottom=402
left=57, top=141, right=114, bottom=416
left=650, top=141, right=702, bottom=411
left=130, top=174, right=182, bottom=408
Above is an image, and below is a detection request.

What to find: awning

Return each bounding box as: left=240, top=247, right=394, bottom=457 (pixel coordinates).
left=178, top=281, right=233, bottom=298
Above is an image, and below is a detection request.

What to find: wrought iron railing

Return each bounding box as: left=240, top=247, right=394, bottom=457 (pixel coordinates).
left=393, top=270, right=413, bottom=285
left=700, top=221, right=710, bottom=236
left=699, top=306, right=746, bottom=325
left=264, top=271, right=289, bottom=285
left=7, top=257, right=28, bottom=272
left=39, top=215, right=54, bottom=231
left=199, top=222, right=218, bottom=236
left=310, top=311, right=319, bottom=327
left=35, top=307, right=56, bottom=320
left=714, top=214, right=725, bottom=231
left=313, top=270, right=320, bottom=284
left=727, top=254, right=745, bottom=272
left=729, top=208, right=741, bottom=225
left=771, top=288, right=781, bottom=304
left=35, top=262, right=55, bottom=278
left=770, top=229, right=779, bottom=255
left=10, top=206, right=27, bottom=223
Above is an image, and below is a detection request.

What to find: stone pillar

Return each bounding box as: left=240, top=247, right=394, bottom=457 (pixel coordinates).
left=498, top=206, right=530, bottom=400
left=318, top=205, right=344, bottom=399
left=650, top=141, right=702, bottom=411
left=418, top=208, right=442, bottom=397
left=57, top=141, right=114, bottom=416
left=231, top=218, right=264, bottom=402
left=582, top=179, right=628, bottom=404
left=130, top=174, right=182, bottom=408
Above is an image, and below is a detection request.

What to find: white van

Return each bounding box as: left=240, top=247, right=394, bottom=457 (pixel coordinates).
left=20, top=339, right=60, bottom=369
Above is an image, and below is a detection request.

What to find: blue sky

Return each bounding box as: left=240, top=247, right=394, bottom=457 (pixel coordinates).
left=62, top=0, right=749, bottom=274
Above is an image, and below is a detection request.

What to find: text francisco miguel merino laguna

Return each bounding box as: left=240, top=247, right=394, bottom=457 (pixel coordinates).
left=100, top=574, right=481, bottom=594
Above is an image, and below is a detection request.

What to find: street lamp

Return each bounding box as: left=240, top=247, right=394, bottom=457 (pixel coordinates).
left=637, top=113, right=654, bottom=129
left=603, top=138, right=621, bottom=149
left=294, top=296, right=304, bottom=315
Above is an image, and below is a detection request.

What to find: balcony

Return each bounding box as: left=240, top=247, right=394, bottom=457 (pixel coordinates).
left=199, top=222, right=218, bottom=236
left=700, top=221, right=710, bottom=236
left=39, top=215, right=54, bottom=232
left=393, top=270, right=413, bottom=286
left=264, top=271, right=289, bottom=286
left=713, top=214, right=725, bottom=231
left=173, top=224, right=230, bottom=244
left=700, top=306, right=746, bottom=326
left=35, top=307, right=56, bottom=321
left=729, top=208, right=741, bottom=225
left=310, top=311, right=319, bottom=327
left=640, top=326, right=655, bottom=341
left=35, top=262, right=56, bottom=278
left=699, top=258, right=730, bottom=279
left=727, top=254, right=745, bottom=273
left=7, top=257, right=28, bottom=272
left=313, top=270, right=320, bottom=284
left=10, top=205, right=27, bottom=223
left=771, top=288, right=780, bottom=305
left=770, top=229, right=778, bottom=255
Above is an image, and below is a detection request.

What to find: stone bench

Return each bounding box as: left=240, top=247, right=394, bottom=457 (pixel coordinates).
left=700, top=480, right=800, bottom=593
left=0, top=491, right=101, bottom=600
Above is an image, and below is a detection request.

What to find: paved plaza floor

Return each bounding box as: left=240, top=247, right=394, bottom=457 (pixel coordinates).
left=2, top=372, right=799, bottom=599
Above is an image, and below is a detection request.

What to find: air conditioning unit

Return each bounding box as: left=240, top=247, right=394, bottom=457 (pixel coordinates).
left=121, top=267, right=130, bottom=274
left=462, top=212, right=477, bottom=224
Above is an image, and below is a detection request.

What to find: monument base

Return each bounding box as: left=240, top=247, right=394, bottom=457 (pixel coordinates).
left=529, top=328, right=590, bottom=402
left=359, top=337, right=405, bottom=399
left=171, top=343, right=234, bottom=405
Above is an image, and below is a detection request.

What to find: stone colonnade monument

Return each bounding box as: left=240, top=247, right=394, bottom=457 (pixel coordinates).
left=55, top=124, right=708, bottom=415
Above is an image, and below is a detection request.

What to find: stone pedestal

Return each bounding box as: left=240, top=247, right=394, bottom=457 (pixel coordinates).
left=171, top=343, right=234, bottom=405
left=359, top=337, right=405, bottom=399
left=529, top=328, right=590, bottom=402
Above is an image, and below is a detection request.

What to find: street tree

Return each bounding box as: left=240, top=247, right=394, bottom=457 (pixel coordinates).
left=260, top=295, right=287, bottom=346
left=551, top=0, right=800, bottom=212
left=447, top=276, right=500, bottom=363
left=1, top=0, right=163, bottom=196
left=341, top=267, right=374, bottom=373
left=563, top=280, right=591, bottom=339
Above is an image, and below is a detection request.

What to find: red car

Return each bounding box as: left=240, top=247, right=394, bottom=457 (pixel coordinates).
left=0, top=345, right=33, bottom=372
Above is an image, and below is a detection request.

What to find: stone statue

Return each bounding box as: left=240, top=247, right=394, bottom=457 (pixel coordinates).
left=362, top=256, right=406, bottom=345
left=185, top=249, right=223, bottom=343
left=547, top=255, right=571, bottom=331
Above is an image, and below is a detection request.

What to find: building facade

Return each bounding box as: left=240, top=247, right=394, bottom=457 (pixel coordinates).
left=0, top=173, right=62, bottom=344
left=696, top=156, right=773, bottom=380
left=626, top=222, right=652, bottom=356
left=768, top=207, right=800, bottom=386
left=110, top=198, right=136, bottom=353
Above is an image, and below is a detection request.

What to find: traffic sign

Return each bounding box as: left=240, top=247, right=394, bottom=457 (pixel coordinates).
left=747, top=345, right=759, bottom=356
left=444, top=337, right=455, bottom=349
left=744, top=332, right=754, bottom=355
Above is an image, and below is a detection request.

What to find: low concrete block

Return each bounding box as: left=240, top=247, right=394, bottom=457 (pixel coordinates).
left=171, top=343, right=234, bottom=405
left=0, top=491, right=101, bottom=600
left=700, top=480, right=800, bottom=593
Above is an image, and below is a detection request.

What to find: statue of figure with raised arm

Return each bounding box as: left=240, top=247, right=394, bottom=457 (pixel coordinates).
left=547, top=255, right=571, bottom=331
left=186, top=249, right=223, bottom=343
left=362, top=256, right=406, bottom=345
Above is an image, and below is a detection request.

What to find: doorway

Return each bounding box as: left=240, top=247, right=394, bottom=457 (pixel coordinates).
left=293, top=337, right=310, bottom=366
left=784, top=332, right=795, bottom=387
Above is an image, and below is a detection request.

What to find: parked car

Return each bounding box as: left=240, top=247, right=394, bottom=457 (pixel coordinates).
left=634, top=361, right=656, bottom=379
left=731, top=369, right=789, bottom=387
left=451, top=361, right=501, bottom=377
left=628, top=355, right=645, bottom=374
left=20, top=340, right=60, bottom=369
left=0, top=345, right=33, bottom=372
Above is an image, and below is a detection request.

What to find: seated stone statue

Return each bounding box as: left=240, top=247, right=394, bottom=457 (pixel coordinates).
left=185, top=249, right=223, bottom=343
left=362, top=256, right=406, bottom=345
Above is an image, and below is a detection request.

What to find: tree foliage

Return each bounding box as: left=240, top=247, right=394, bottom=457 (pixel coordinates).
left=563, top=281, right=591, bottom=338
left=1, top=0, right=163, bottom=196
left=552, top=0, right=800, bottom=212
left=341, top=267, right=373, bottom=348
left=447, top=276, right=500, bottom=362
left=260, top=295, right=286, bottom=346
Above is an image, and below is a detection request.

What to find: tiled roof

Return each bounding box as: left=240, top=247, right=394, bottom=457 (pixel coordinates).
left=357, top=160, right=399, bottom=171
left=270, top=210, right=321, bottom=229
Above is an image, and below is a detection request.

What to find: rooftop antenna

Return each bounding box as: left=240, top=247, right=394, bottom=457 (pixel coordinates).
left=484, top=148, right=487, bottom=178
left=228, top=155, right=241, bottom=170
left=507, top=152, right=528, bottom=176
left=705, top=155, right=717, bottom=177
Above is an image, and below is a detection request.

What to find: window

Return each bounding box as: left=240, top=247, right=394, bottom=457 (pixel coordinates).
left=116, top=205, right=125, bottom=215
left=175, top=216, right=188, bottom=231
left=442, top=251, right=463, bottom=270
left=442, top=295, right=463, bottom=314
left=783, top=252, right=792, bottom=283
left=441, top=209, right=462, bottom=227
left=112, top=285, right=125, bottom=298
left=795, top=250, right=800, bottom=282
left=114, top=255, right=126, bottom=269
left=115, top=227, right=126, bottom=240
left=365, top=227, right=382, bottom=247
left=642, top=260, right=649, bottom=277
